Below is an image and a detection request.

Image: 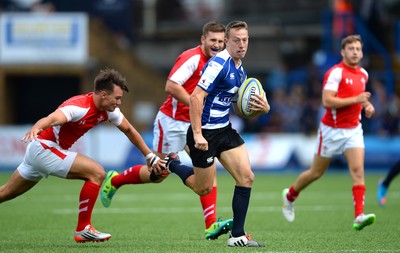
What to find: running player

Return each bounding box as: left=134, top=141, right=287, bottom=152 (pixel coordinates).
left=100, top=21, right=233, bottom=240
left=166, top=21, right=270, bottom=247
left=281, top=34, right=376, bottom=231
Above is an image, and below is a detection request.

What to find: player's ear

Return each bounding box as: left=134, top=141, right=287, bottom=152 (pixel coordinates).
left=101, top=90, right=107, bottom=99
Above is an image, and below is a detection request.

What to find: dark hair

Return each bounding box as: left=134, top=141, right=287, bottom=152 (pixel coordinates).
left=94, top=68, right=129, bottom=94
left=202, top=21, right=225, bottom=36
left=341, top=34, right=363, bottom=49
left=225, top=20, right=248, bottom=38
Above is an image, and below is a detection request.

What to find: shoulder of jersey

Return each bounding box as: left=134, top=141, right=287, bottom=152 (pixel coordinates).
left=237, top=78, right=264, bottom=117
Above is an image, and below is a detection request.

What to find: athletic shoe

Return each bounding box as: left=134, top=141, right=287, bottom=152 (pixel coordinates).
left=100, top=170, right=119, bottom=208
left=353, top=213, right=376, bottom=231
left=227, top=233, right=265, bottom=247
left=74, top=224, right=111, bottom=243
left=282, top=188, right=295, bottom=222
left=205, top=217, right=233, bottom=240
left=164, top=152, right=180, bottom=173
left=377, top=179, right=387, bottom=207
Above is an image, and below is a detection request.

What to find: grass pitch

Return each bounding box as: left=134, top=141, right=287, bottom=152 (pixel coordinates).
left=0, top=171, right=399, bottom=253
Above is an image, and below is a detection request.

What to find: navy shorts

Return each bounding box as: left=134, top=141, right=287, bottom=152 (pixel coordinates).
left=187, top=123, right=245, bottom=168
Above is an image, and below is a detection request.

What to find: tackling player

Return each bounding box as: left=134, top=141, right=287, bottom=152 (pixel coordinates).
left=0, top=68, right=164, bottom=242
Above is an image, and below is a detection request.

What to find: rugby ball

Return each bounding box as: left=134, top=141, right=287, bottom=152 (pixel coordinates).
left=237, top=78, right=264, bottom=117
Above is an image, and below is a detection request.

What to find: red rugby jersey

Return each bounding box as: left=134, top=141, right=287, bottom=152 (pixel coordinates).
left=321, top=61, right=368, bottom=128
left=38, top=92, right=123, bottom=149
left=159, top=45, right=208, bottom=122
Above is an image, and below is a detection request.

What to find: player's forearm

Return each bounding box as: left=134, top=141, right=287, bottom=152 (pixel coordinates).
left=323, top=97, right=354, bottom=109
left=189, top=96, right=203, bottom=134
left=125, top=127, right=152, bottom=156
left=166, top=80, right=190, bottom=106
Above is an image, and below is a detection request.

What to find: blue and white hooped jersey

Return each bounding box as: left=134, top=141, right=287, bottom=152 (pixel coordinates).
left=197, top=49, right=246, bottom=129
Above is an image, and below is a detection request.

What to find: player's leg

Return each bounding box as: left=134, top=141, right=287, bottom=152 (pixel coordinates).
left=101, top=162, right=169, bottom=208
left=293, top=154, right=331, bottom=193
left=0, top=169, right=38, bottom=203
left=202, top=176, right=229, bottom=240
left=377, top=160, right=400, bottom=206
left=192, top=164, right=215, bottom=195
left=67, top=153, right=111, bottom=242
left=282, top=124, right=334, bottom=222
left=344, top=147, right=375, bottom=230
left=100, top=165, right=156, bottom=207
left=381, top=160, right=400, bottom=187
left=219, top=144, right=264, bottom=247
left=0, top=141, right=45, bottom=202
left=169, top=144, right=228, bottom=239
left=282, top=154, right=331, bottom=222
left=345, top=147, right=365, bottom=218
left=190, top=163, right=232, bottom=240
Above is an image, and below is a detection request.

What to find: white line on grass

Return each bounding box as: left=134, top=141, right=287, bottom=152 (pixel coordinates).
left=53, top=205, right=349, bottom=215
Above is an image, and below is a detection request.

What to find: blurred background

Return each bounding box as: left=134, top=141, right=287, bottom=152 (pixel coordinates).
left=0, top=0, right=400, bottom=172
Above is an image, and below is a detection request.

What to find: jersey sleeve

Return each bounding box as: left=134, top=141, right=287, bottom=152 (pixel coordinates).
left=169, top=54, right=201, bottom=85
left=107, top=108, right=124, bottom=126
left=198, top=60, right=224, bottom=92
left=323, top=67, right=342, bottom=92
left=59, top=106, right=89, bottom=122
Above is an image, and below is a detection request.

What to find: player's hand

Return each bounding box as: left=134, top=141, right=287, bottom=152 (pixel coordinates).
left=194, top=134, right=208, bottom=151
left=364, top=103, right=375, bottom=118
left=21, top=128, right=43, bottom=142
left=356, top=92, right=371, bottom=104
left=249, top=93, right=270, bottom=114
left=145, top=153, right=166, bottom=173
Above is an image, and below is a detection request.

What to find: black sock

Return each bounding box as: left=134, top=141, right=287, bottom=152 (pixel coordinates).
left=149, top=170, right=162, bottom=182
left=169, top=161, right=194, bottom=185
left=383, top=160, right=400, bottom=187
left=231, top=186, right=251, bottom=237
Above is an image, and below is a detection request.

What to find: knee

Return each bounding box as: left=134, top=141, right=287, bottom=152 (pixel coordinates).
left=99, top=170, right=106, bottom=182
left=247, top=171, right=255, bottom=185
left=90, top=165, right=106, bottom=185
left=350, top=167, right=364, bottom=181
left=194, top=185, right=213, bottom=196
left=237, top=170, right=254, bottom=187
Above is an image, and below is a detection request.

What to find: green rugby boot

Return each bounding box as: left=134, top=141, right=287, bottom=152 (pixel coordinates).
left=205, top=217, right=233, bottom=240
left=100, top=170, right=119, bottom=208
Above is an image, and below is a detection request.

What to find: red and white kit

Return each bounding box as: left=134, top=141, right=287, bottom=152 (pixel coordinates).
left=316, top=61, right=368, bottom=157
left=18, top=92, right=123, bottom=181
left=154, top=46, right=208, bottom=153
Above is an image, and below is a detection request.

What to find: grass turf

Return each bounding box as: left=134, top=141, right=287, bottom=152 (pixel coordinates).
left=0, top=171, right=399, bottom=253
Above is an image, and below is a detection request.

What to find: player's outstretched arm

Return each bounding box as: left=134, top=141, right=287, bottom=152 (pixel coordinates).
left=117, top=117, right=165, bottom=171
left=21, top=109, right=67, bottom=142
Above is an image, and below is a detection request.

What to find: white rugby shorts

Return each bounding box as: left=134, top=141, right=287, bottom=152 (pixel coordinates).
left=17, top=140, right=77, bottom=181
left=315, top=122, right=364, bottom=158
left=152, top=111, right=190, bottom=154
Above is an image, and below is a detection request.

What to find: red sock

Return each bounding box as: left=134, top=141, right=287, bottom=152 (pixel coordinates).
left=201, top=186, right=217, bottom=229
left=352, top=185, right=365, bottom=217
left=287, top=186, right=299, bottom=202
left=76, top=181, right=100, bottom=231
left=112, top=165, right=144, bottom=188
